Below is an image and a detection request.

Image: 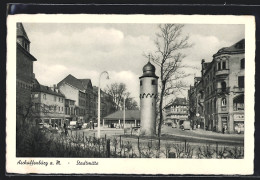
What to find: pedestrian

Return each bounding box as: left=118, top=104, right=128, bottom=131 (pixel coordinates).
left=92, top=122, right=95, bottom=130
left=222, top=127, right=225, bottom=134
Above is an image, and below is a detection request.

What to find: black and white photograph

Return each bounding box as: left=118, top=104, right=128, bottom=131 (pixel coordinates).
left=6, top=14, right=255, bottom=174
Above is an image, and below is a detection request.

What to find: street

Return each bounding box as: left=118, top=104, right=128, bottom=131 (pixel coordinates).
left=69, top=125, right=244, bottom=146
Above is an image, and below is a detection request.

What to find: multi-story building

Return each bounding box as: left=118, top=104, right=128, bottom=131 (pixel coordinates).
left=93, top=86, right=117, bottom=123
left=165, top=98, right=188, bottom=128
left=31, top=84, right=65, bottom=127
left=57, top=74, right=88, bottom=123
left=79, top=79, right=96, bottom=121
left=188, top=39, right=245, bottom=133
left=64, top=98, right=76, bottom=124
left=188, top=77, right=205, bottom=129
left=16, top=23, right=37, bottom=124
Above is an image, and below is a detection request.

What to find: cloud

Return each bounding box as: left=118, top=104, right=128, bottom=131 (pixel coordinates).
left=26, top=23, right=244, bottom=102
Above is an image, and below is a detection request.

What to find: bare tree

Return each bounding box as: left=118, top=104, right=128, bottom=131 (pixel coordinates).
left=105, top=82, right=138, bottom=110
left=149, top=24, right=193, bottom=137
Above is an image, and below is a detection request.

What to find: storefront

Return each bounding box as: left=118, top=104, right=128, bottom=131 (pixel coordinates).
left=234, top=114, right=244, bottom=133
left=221, top=116, right=228, bottom=133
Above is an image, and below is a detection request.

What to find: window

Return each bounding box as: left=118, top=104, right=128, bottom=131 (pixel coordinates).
left=233, top=95, right=244, bottom=111
left=62, top=107, right=63, bottom=111
left=54, top=96, right=56, bottom=101
left=59, top=97, right=60, bottom=102
left=221, top=98, right=227, bottom=107
left=59, top=107, right=60, bottom=111
left=222, top=61, right=226, bottom=69
left=221, top=81, right=226, bottom=92
left=218, top=62, right=221, bottom=70
left=43, top=94, right=46, bottom=99
left=151, top=80, right=156, bottom=85
left=241, top=58, right=245, bottom=69
left=238, top=76, right=244, bottom=88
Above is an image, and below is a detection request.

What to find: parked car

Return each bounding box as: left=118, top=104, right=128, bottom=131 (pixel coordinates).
left=82, top=123, right=88, bottom=129
left=180, top=120, right=191, bottom=130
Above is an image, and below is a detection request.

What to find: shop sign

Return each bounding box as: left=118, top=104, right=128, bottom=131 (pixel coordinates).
left=234, top=114, right=244, bottom=121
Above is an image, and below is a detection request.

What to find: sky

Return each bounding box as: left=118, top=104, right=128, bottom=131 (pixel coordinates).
left=23, top=23, right=244, bottom=105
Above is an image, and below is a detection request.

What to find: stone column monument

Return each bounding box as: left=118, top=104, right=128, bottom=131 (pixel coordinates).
left=139, top=60, right=158, bottom=136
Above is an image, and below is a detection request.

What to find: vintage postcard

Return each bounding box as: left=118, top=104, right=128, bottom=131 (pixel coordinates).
left=6, top=14, right=255, bottom=175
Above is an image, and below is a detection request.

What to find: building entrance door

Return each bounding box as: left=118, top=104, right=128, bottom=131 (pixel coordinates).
left=221, top=117, right=228, bottom=133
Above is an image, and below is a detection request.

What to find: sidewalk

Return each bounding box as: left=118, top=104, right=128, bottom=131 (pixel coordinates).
left=191, top=128, right=244, bottom=138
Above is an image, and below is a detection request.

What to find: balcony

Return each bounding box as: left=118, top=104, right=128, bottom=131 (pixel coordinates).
left=216, top=87, right=230, bottom=94
left=233, top=87, right=244, bottom=93
left=215, top=69, right=229, bottom=76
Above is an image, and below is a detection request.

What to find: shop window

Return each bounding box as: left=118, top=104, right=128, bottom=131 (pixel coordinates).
left=240, top=58, right=245, bottom=69
left=238, top=76, right=244, bottom=88
left=151, top=80, right=156, bottom=85
left=43, top=94, right=46, bottom=100
left=221, top=98, right=227, bottom=107
left=233, top=94, right=244, bottom=111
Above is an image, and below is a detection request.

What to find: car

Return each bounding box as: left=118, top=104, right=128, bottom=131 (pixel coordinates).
left=82, top=123, right=88, bottom=129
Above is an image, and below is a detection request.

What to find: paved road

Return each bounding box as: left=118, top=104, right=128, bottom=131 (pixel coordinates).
left=69, top=125, right=244, bottom=146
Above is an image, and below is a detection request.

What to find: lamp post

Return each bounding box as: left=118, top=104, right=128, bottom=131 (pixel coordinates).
left=123, top=96, right=126, bottom=129
left=98, top=71, right=109, bottom=138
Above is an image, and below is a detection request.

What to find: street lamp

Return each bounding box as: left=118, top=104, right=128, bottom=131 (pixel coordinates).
left=123, top=96, right=126, bottom=129
left=98, top=71, right=109, bottom=138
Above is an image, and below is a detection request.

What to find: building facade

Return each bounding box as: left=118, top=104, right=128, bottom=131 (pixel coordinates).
left=93, top=86, right=117, bottom=123
left=188, top=77, right=205, bottom=129
left=64, top=98, right=76, bottom=124
left=165, top=98, right=188, bottom=128
left=188, top=39, right=245, bottom=133
left=57, top=74, right=88, bottom=123
left=31, top=84, right=65, bottom=127
left=16, top=23, right=37, bottom=124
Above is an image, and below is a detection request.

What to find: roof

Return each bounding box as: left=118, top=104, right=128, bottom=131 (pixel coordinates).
left=57, top=74, right=85, bottom=91
left=79, top=79, right=92, bottom=89
left=32, top=84, right=65, bottom=97
left=17, top=43, right=37, bottom=61
left=139, top=61, right=159, bottom=79
left=214, top=39, right=245, bottom=57
left=165, top=97, right=187, bottom=108
left=104, top=110, right=140, bottom=120
left=17, top=23, right=30, bottom=42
